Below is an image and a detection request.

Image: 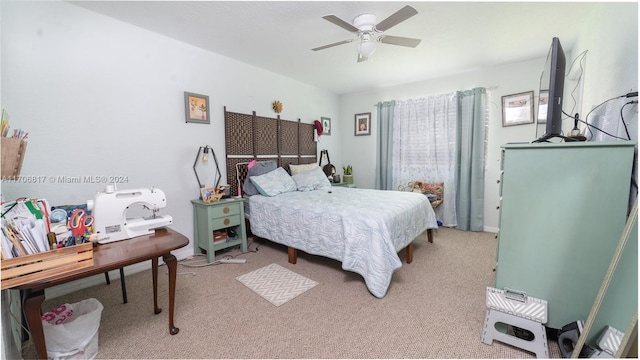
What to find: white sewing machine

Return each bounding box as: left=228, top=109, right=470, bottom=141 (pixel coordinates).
left=87, top=186, right=173, bottom=244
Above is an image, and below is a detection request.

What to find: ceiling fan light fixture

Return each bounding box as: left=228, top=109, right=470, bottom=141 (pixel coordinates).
left=314, top=6, right=420, bottom=63
left=358, top=39, right=376, bottom=57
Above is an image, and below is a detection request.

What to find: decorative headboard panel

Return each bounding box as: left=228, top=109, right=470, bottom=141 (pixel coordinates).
left=224, top=106, right=317, bottom=196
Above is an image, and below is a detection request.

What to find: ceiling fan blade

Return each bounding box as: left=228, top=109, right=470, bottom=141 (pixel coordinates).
left=379, top=35, right=421, bottom=48
left=375, top=5, right=418, bottom=32
left=312, top=39, right=354, bottom=51
left=322, top=15, right=359, bottom=33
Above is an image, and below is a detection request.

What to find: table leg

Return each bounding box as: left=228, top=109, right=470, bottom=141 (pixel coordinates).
left=163, top=253, right=179, bottom=335
left=23, top=289, right=47, bottom=359
left=152, top=257, right=161, bottom=315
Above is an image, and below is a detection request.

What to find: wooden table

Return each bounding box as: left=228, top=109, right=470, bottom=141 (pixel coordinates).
left=14, top=228, right=189, bottom=359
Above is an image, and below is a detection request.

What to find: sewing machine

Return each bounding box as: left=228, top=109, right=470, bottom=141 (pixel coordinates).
left=87, top=186, right=173, bottom=244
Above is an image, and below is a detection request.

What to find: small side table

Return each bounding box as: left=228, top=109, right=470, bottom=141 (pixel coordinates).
left=333, top=182, right=356, bottom=188
left=191, top=197, right=248, bottom=263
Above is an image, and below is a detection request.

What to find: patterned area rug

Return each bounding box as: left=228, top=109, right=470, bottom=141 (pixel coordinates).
left=236, top=263, right=318, bottom=306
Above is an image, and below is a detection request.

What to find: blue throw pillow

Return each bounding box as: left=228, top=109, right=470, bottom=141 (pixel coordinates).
left=243, top=160, right=277, bottom=196
left=249, top=167, right=297, bottom=196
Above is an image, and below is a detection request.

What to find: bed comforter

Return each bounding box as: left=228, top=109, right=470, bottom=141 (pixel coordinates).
left=248, top=187, right=438, bottom=298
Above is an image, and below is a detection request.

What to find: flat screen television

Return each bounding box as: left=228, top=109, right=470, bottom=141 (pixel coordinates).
left=534, top=37, right=566, bottom=142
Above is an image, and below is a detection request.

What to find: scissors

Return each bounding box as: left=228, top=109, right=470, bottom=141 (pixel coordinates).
left=68, top=209, right=94, bottom=240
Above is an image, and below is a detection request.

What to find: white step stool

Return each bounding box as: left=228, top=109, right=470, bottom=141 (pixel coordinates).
left=481, top=287, right=549, bottom=358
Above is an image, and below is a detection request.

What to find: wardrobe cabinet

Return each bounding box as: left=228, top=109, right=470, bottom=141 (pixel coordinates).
left=495, top=141, right=635, bottom=330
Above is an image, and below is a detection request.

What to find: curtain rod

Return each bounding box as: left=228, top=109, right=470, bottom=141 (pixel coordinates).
left=372, top=85, right=500, bottom=106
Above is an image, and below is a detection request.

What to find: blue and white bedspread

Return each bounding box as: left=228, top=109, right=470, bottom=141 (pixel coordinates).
left=248, top=187, right=438, bottom=298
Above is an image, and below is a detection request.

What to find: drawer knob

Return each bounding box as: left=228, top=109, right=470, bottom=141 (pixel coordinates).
left=223, top=207, right=230, bottom=214
left=224, top=218, right=230, bottom=225
left=496, top=205, right=500, bottom=210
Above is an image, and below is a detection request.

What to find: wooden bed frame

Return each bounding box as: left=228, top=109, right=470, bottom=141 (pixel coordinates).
left=224, top=107, right=433, bottom=265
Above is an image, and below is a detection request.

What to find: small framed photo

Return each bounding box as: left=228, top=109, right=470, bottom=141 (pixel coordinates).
left=321, top=117, right=331, bottom=135
left=201, top=187, right=221, bottom=203
left=537, top=90, right=549, bottom=124
left=184, top=92, right=210, bottom=124
left=355, top=112, right=371, bottom=136
left=502, top=91, right=534, bottom=127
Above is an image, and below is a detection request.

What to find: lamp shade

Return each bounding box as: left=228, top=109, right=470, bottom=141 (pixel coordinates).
left=358, top=39, right=376, bottom=57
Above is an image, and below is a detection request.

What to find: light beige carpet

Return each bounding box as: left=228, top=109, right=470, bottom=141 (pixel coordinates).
left=236, top=263, right=318, bottom=306
left=21, top=227, right=563, bottom=358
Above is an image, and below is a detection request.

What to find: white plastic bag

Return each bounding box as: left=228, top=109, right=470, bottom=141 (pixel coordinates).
left=41, top=298, right=103, bottom=360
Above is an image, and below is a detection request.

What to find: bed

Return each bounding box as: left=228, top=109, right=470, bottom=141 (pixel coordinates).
left=223, top=107, right=437, bottom=298
left=237, top=162, right=437, bottom=298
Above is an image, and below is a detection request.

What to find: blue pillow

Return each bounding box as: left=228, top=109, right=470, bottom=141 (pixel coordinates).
left=292, top=166, right=332, bottom=191
left=243, top=160, right=277, bottom=196
left=249, top=167, right=297, bottom=196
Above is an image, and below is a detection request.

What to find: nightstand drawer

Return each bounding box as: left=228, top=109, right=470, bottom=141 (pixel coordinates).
left=210, top=214, right=241, bottom=229
left=209, top=203, right=241, bottom=218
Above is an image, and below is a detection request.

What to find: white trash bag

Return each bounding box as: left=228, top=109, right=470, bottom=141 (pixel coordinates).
left=41, top=298, right=103, bottom=360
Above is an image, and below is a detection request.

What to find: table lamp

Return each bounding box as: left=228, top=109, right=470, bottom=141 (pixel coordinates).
left=193, top=145, right=221, bottom=193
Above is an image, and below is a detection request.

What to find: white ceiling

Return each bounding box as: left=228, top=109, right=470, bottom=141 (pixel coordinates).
left=68, top=1, right=599, bottom=95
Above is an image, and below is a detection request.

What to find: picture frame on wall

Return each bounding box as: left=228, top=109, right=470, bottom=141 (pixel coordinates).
left=537, top=90, right=549, bottom=124
left=502, top=91, right=534, bottom=127
left=321, top=117, right=331, bottom=135
left=184, top=92, right=210, bottom=124
left=355, top=112, right=371, bottom=136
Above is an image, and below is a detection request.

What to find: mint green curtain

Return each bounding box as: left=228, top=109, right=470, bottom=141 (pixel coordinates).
left=375, top=101, right=395, bottom=190
left=455, top=88, right=486, bottom=231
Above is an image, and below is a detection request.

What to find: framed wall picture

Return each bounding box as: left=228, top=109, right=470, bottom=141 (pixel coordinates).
left=355, top=112, right=371, bottom=136
left=184, top=92, right=210, bottom=124
left=537, top=90, right=549, bottom=124
left=321, top=117, right=331, bottom=135
left=502, top=91, right=534, bottom=127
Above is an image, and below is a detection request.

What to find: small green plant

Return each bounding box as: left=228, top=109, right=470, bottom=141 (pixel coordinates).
left=343, top=165, right=352, bottom=175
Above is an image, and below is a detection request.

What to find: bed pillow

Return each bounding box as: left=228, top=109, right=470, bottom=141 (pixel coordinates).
left=249, top=167, right=297, bottom=196
left=289, top=163, right=319, bottom=175
left=243, top=160, right=278, bottom=196
left=292, top=166, right=332, bottom=191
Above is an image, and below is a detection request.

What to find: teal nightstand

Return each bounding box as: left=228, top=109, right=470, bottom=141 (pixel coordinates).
left=191, top=197, right=248, bottom=263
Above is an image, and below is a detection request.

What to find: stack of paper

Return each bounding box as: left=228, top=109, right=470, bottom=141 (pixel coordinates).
left=1, top=198, right=52, bottom=259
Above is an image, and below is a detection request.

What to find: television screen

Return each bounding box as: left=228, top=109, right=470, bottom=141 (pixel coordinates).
left=535, top=37, right=566, bottom=142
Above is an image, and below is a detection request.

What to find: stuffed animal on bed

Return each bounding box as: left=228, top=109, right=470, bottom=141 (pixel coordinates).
left=401, top=181, right=444, bottom=209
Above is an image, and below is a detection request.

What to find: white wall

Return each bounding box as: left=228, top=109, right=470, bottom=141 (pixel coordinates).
left=577, top=3, right=639, bottom=111
left=1, top=0, right=340, bottom=260
left=339, top=2, right=638, bottom=232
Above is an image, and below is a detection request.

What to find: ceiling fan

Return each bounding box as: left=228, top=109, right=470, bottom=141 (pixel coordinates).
left=312, top=5, right=422, bottom=63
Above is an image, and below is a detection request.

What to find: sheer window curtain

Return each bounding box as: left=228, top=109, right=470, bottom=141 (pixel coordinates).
left=384, top=94, right=458, bottom=226
left=375, top=88, right=487, bottom=230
